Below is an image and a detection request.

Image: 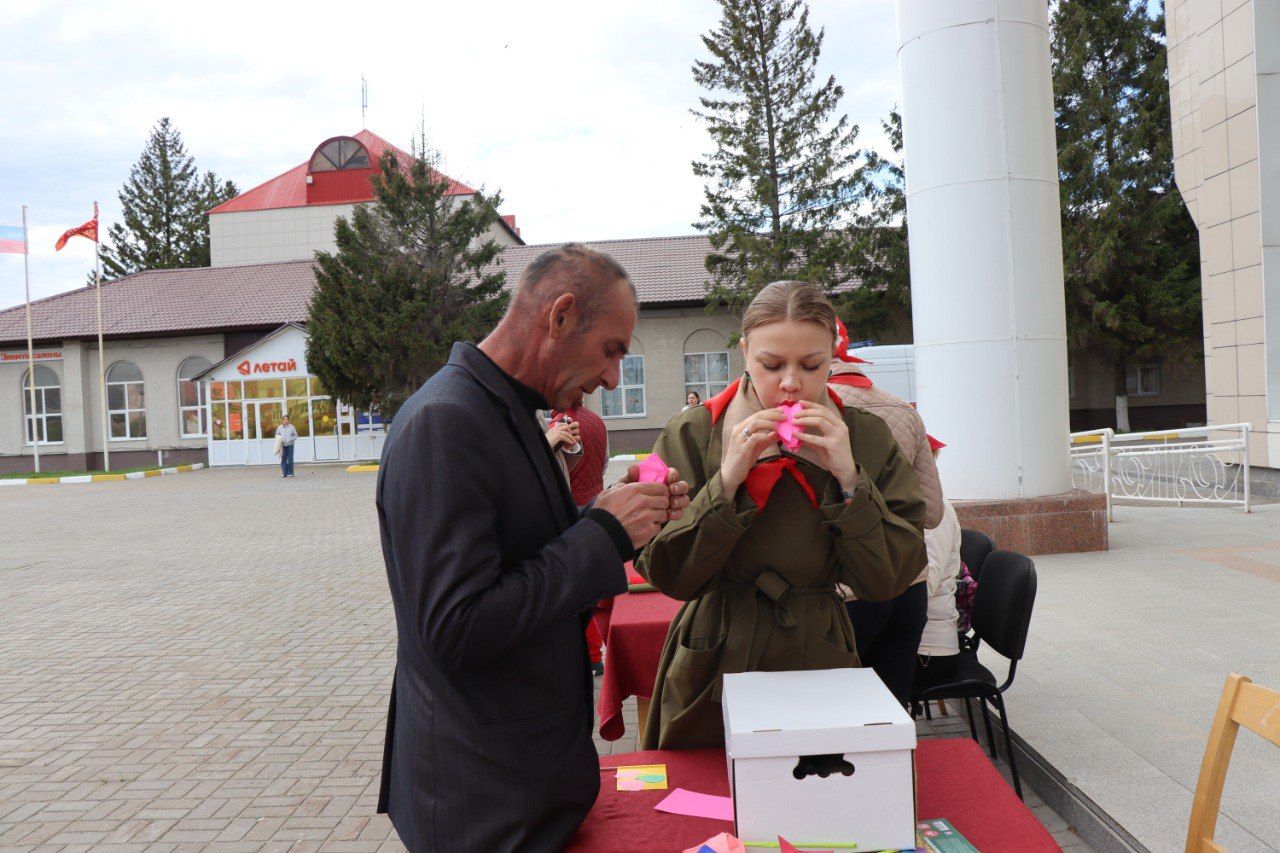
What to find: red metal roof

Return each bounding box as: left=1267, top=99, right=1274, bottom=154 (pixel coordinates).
left=208, top=129, right=476, bottom=214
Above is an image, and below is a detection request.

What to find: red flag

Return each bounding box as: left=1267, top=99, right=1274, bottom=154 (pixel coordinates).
left=55, top=203, right=98, bottom=251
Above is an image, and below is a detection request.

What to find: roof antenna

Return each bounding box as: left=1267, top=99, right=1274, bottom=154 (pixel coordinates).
left=361, top=74, right=368, bottom=129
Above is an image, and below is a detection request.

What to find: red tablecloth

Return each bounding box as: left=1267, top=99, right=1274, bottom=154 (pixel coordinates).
left=596, top=591, right=683, bottom=741
left=568, top=739, right=1059, bottom=852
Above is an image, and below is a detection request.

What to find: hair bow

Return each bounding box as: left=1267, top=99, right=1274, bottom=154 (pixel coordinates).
left=834, top=318, right=869, bottom=364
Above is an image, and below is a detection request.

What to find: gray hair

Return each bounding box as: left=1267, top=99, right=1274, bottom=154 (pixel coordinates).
left=510, top=244, right=636, bottom=332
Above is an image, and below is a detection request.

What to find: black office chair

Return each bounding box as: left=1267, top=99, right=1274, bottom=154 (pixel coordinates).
left=959, top=529, right=995, bottom=582
left=911, top=550, right=1037, bottom=799
left=957, top=529, right=994, bottom=654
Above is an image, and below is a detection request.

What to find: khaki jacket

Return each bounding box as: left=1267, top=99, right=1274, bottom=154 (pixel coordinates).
left=636, top=379, right=927, bottom=750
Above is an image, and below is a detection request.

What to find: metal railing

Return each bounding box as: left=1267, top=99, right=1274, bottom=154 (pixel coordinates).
left=1070, top=423, right=1252, bottom=518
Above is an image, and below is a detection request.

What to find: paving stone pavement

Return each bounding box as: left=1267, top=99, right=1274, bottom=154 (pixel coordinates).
left=0, top=465, right=1087, bottom=851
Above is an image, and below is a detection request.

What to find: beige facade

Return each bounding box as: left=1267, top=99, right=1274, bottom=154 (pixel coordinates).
left=1167, top=0, right=1280, bottom=464
left=1067, top=355, right=1208, bottom=431
left=580, top=307, right=745, bottom=452
left=210, top=205, right=359, bottom=267
left=210, top=203, right=521, bottom=268
left=3, top=334, right=223, bottom=470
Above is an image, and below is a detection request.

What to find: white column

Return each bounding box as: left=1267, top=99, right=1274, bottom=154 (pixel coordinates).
left=895, top=0, right=1072, bottom=500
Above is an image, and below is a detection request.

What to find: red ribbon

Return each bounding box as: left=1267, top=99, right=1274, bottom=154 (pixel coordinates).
left=829, top=372, right=873, bottom=389
left=744, top=457, right=818, bottom=512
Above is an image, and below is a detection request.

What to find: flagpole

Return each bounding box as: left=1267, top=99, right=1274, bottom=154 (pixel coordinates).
left=94, top=202, right=109, bottom=472
left=21, top=206, right=39, bottom=474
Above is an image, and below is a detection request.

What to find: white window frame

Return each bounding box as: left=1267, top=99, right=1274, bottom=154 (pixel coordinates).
left=601, top=354, right=646, bottom=419
left=107, top=361, right=147, bottom=441
left=683, top=350, right=732, bottom=404
left=22, top=365, right=64, bottom=446
left=1126, top=362, right=1161, bottom=397
left=177, top=357, right=213, bottom=438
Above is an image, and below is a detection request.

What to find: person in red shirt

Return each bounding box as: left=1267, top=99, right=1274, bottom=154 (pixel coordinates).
left=551, top=404, right=611, bottom=674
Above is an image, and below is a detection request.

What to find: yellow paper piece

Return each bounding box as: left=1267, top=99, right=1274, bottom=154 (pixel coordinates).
left=615, top=763, right=668, bottom=790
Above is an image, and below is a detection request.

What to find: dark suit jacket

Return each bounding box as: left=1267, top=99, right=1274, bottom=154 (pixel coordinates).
left=376, top=343, right=627, bottom=852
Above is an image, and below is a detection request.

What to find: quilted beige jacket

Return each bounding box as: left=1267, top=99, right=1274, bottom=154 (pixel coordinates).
left=830, top=361, right=944, bottom=592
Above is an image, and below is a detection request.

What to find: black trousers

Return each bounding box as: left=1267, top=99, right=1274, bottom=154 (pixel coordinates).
left=845, top=581, right=929, bottom=705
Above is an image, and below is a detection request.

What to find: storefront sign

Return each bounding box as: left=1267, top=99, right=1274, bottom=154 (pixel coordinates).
left=1, top=348, right=62, bottom=363
left=236, top=358, right=298, bottom=376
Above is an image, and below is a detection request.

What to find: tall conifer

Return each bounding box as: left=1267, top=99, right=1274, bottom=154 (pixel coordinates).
left=306, top=132, right=508, bottom=419
left=100, top=117, right=237, bottom=276
left=692, top=0, right=862, bottom=315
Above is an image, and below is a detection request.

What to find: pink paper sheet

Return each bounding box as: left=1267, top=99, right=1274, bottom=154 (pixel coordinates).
left=637, top=453, right=669, bottom=483
left=655, top=787, right=734, bottom=822
left=777, top=402, right=803, bottom=451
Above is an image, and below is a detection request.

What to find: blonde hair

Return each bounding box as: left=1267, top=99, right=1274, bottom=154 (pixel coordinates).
left=741, top=280, right=838, bottom=346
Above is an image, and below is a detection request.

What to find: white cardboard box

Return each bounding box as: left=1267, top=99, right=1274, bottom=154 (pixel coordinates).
left=722, top=668, right=917, bottom=850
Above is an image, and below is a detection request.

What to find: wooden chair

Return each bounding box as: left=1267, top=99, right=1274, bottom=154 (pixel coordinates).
left=1185, top=673, right=1280, bottom=852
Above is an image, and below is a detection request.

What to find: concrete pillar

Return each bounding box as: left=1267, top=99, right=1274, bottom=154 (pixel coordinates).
left=895, top=0, right=1072, bottom=500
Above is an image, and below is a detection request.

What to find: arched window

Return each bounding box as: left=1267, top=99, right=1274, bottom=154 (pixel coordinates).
left=309, top=137, right=371, bottom=173
left=683, top=329, right=731, bottom=403
left=22, top=365, right=62, bottom=445
left=600, top=338, right=646, bottom=418
left=107, top=361, right=146, bottom=439
left=177, top=357, right=213, bottom=437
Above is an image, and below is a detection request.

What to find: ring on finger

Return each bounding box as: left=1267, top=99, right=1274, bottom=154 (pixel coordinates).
left=742, top=425, right=751, bottom=440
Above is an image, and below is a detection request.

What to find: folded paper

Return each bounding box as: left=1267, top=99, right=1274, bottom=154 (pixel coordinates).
left=637, top=453, right=669, bottom=483
left=776, top=402, right=804, bottom=451
left=683, top=831, right=747, bottom=853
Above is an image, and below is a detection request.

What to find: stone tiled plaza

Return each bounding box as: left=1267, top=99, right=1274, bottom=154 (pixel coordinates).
left=0, top=466, right=1094, bottom=851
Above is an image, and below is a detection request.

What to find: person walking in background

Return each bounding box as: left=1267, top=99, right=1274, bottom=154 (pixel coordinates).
left=275, top=415, right=298, bottom=478
left=551, top=404, right=611, bottom=675
left=683, top=390, right=701, bottom=411
left=830, top=319, right=945, bottom=705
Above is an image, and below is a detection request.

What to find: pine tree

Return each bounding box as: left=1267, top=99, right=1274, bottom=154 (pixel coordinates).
left=1052, top=1, right=1200, bottom=430
left=99, top=118, right=238, bottom=277
left=692, top=0, right=862, bottom=315
left=306, top=132, right=508, bottom=420
left=843, top=109, right=910, bottom=340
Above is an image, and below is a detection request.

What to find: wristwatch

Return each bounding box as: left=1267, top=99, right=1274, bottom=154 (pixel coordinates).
left=840, top=485, right=858, bottom=502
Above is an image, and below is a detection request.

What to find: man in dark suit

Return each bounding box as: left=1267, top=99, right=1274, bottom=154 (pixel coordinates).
left=375, top=244, right=689, bottom=851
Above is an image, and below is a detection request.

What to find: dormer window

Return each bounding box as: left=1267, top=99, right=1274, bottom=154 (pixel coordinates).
left=309, top=137, right=371, bottom=173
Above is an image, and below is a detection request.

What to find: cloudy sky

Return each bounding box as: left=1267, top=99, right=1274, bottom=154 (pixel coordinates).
left=0, top=0, right=901, bottom=309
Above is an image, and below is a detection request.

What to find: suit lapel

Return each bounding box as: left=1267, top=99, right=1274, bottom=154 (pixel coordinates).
left=449, top=343, right=575, bottom=530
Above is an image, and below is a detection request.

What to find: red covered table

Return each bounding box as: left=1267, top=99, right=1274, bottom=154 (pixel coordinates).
left=568, top=739, right=1060, bottom=852
left=596, top=590, right=683, bottom=743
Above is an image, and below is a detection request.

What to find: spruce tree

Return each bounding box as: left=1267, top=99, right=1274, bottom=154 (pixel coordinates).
left=692, top=0, right=862, bottom=314
left=99, top=117, right=238, bottom=277
left=843, top=109, right=910, bottom=340
left=1052, top=1, right=1200, bottom=430
left=306, top=132, right=508, bottom=420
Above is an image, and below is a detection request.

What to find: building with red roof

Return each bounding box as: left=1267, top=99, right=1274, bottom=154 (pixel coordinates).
left=0, top=129, right=1204, bottom=474
left=207, top=129, right=521, bottom=267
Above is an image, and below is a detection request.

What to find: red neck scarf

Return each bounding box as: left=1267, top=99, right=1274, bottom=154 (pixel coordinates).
left=704, top=378, right=843, bottom=511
